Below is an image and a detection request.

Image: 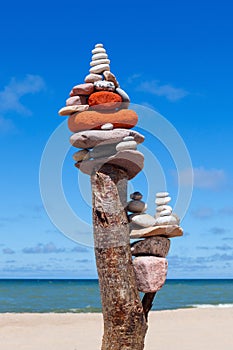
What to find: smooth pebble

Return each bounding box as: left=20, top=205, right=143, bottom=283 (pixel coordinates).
left=92, top=47, right=106, bottom=54
left=101, top=123, right=114, bottom=130
left=116, top=140, right=137, bottom=152
left=156, top=191, right=169, bottom=198
left=72, top=149, right=90, bottom=162
left=90, top=64, right=110, bottom=74
left=155, top=196, right=171, bottom=206
left=92, top=53, right=108, bottom=60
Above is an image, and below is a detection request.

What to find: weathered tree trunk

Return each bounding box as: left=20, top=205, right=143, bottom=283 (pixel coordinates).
left=91, top=164, right=148, bottom=350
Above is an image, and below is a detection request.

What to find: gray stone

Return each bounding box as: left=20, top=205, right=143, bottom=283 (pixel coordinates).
left=70, top=129, right=145, bottom=149
left=75, top=150, right=144, bottom=180
left=155, top=215, right=178, bottom=226
left=94, top=80, right=115, bottom=91
left=72, top=149, right=90, bottom=162
left=58, top=105, right=89, bottom=116
left=90, top=144, right=117, bottom=159
left=84, top=73, right=103, bottom=83
left=131, top=213, right=157, bottom=227
left=159, top=209, right=172, bottom=216
left=123, top=136, right=134, bottom=141
left=101, top=123, right=114, bottom=130
left=155, top=196, right=171, bottom=206
left=156, top=191, right=169, bottom=198
left=92, top=47, right=106, bottom=54
left=130, top=225, right=183, bottom=239
left=92, top=53, right=108, bottom=60
left=116, top=140, right=137, bottom=152
left=90, top=63, right=110, bottom=74
left=156, top=205, right=172, bottom=212
left=116, top=87, right=130, bottom=102
left=131, top=236, right=170, bottom=257
left=90, top=58, right=110, bottom=67
left=66, top=96, right=87, bottom=106
left=130, top=191, right=143, bottom=200
left=103, top=71, right=119, bottom=87
left=133, top=256, right=168, bottom=293
left=127, top=200, right=147, bottom=213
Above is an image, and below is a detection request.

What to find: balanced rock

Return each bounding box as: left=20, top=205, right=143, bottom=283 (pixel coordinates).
left=92, top=53, right=108, bottom=60
left=159, top=209, right=173, bottom=216
left=156, top=191, right=169, bottom=198
left=70, top=83, right=94, bottom=96
left=70, top=129, right=145, bottom=149
left=94, top=80, right=115, bottom=92
left=72, top=149, right=90, bottom=162
left=155, top=215, right=178, bottom=226
left=155, top=196, right=171, bottom=206
left=90, top=143, right=117, bottom=159
left=68, top=109, right=138, bottom=132
left=95, top=43, right=103, bottom=48
left=90, top=63, right=110, bottom=74
left=130, top=225, right=183, bottom=239
left=101, top=123, right=114, bottom=130
left=75, top=150, right=144, bottom=180
left=127, top=200, right=147, bottom=213
left=131, top=236, right=170, bottom=257
left=133, top=256, right=168, bottom=293
left=116, top=140, right=137, bottom=152
left=84, top=73, right=103, bottom=83
left=130, top=191, right=143, bottom=200
left=103, top=71, right=119, bottom=87
left=131, top=213, right=157, bottom=228
left=123, top=136, right=134, bottom=141
left=58, top=105, right=89, bottom=116
left=90, top=58, right=110, bottom=67
left=156, top=205, right=172, bottom=212
left=116, top=87, right=130, bottom=102
left=92, top=47, right=106, bottom=54
left=66, top=96, right=87, bottom=106
left=88, top=91, right=122, bottom=110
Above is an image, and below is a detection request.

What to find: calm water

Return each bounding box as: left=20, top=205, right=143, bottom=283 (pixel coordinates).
left=0, top=279, right=232, bottom=313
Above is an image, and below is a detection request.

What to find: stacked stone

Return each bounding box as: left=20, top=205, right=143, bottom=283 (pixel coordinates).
left=128, top=191, right=182, bottom=293
left=58, top=43, right=145, bottom=180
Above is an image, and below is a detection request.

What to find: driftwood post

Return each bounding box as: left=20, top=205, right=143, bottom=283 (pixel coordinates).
left=91, top=164, right=147, bottom=349
left=58, top=42, right=183, bottom=350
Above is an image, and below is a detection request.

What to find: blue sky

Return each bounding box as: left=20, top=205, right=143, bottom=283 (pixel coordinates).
left=0, top=0, right=233, bottom=279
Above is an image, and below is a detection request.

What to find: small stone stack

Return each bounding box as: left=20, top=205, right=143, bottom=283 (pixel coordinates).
left=58, top=43, right=145, bottom=180
left=128, top=191, right=183, bottom=293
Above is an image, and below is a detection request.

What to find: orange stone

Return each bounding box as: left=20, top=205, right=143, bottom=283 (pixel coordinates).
left=88, top=91, right=122, bottom=111
left=68, top=109, right=138, bottom=132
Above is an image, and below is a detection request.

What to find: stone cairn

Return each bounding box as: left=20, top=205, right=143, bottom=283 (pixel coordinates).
left=58, top=42, right=183, bottom=300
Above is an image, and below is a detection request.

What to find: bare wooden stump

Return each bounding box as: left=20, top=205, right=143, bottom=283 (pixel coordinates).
left=91, top=164, right=148, bottom=350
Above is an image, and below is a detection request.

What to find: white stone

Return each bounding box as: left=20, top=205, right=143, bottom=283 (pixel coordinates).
left=92, top=53, right=108, bottom=60
left=92, top=47, right=106, bottom=54
left=156, top=205, right=172, bottom=212
left=95, top=43, right=103, bottom=48
left=123, top=136, right=134, bottom=141
left=159, top=209, right=172, bottom=216
left=84, top=73, right=103, bottom=83
left=72, top=149, right=90, bottom=162
left=101, top=123, right=114, bottom=130
left=172, top=213, right=180, bottom=225
left=116, top=87, right=130, bottom=102
left=94, top=80, right=115, bottom=91
left=155, top=196, right=171, bottom=206
left=116, top=140, right=137, bottom=152
left=58, top=105, right=89, bottom=116
left=90, top=64, right=110, bottom=74
left=90, top=58, right=110, bottom=67
left=155, top=215, right=178, bottom=226
left=156, top=191, right=169, bottom=198
left=131, top=214, right=157, bottom=228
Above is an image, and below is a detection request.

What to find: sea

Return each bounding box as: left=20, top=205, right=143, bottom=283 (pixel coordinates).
left=0, top=279, right=232, bottom=313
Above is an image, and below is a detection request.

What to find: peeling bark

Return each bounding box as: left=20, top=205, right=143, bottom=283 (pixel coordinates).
left=91, top=164, right=148, bottom=350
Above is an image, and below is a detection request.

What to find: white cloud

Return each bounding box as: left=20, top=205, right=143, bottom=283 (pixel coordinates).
left=137, top=80, right=189, bottom=101
left=179, top=167, right=227, bottom=190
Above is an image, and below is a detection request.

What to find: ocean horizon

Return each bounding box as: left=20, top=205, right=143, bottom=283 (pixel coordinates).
left=0, top=278, right=232, bottom=313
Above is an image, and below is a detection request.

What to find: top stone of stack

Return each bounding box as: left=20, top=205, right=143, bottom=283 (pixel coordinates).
left=89, top=43, right=110, bottom=74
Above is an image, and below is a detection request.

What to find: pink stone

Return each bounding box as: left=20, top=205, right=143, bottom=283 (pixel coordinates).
left=133, top=256, right=168, bottom=293
left=66, top=96, right=87, bottom=106
left=70, top=83, right=94, bottom=96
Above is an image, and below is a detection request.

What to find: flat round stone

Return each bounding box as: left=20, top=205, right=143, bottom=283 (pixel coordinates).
left=94, top=80, right=115, bottom=91
left=130, top=225, right=183, bottom=239
left=70, top=83, right=94, bottom=96
left=66, top=96, right=87, bottom=106
left=155, top=196, right=171, bottom=206
left=123, top=136, right=134, bottom=141
left=95, top=43, right=103, bottom=48
left=58, top=105, right=89, bottom=116
left=156, top=205, right=172, bottom=212
left=92, top=47, right=106, bottom=54
left=159, top=209, right=172, bottom=216
left=156, top=191, right=169, bottom=198
left=90, top=64, right=110, bottom=74
left=75, top=150, right=144, bottom=180
left=155, top=215, right=178, bottom=226
left=90, top=143, right=117, bottom=159
left=131, top=213, right=157, bottom=228
left=101, top=123, right=114, bottom=130
left=127, top=200, right=147, bottom=213
left=131, top=236, right=170, bottom=257
left=84, top=73, right=103, bottom=83
left=116, top=140, right=137, bottom=152
left=72, top=149, right=90, bottom=162
left=130, top=191, right=143, bottom=200
left=70, top=129, right=145, bottom=149
left=92, top=53, right=108, bottom=60
left=90, top=58, right=110, bottom=67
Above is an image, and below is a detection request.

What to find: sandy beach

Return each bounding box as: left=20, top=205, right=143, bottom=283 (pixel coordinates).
left=0, top=308, right=232, bottom=349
